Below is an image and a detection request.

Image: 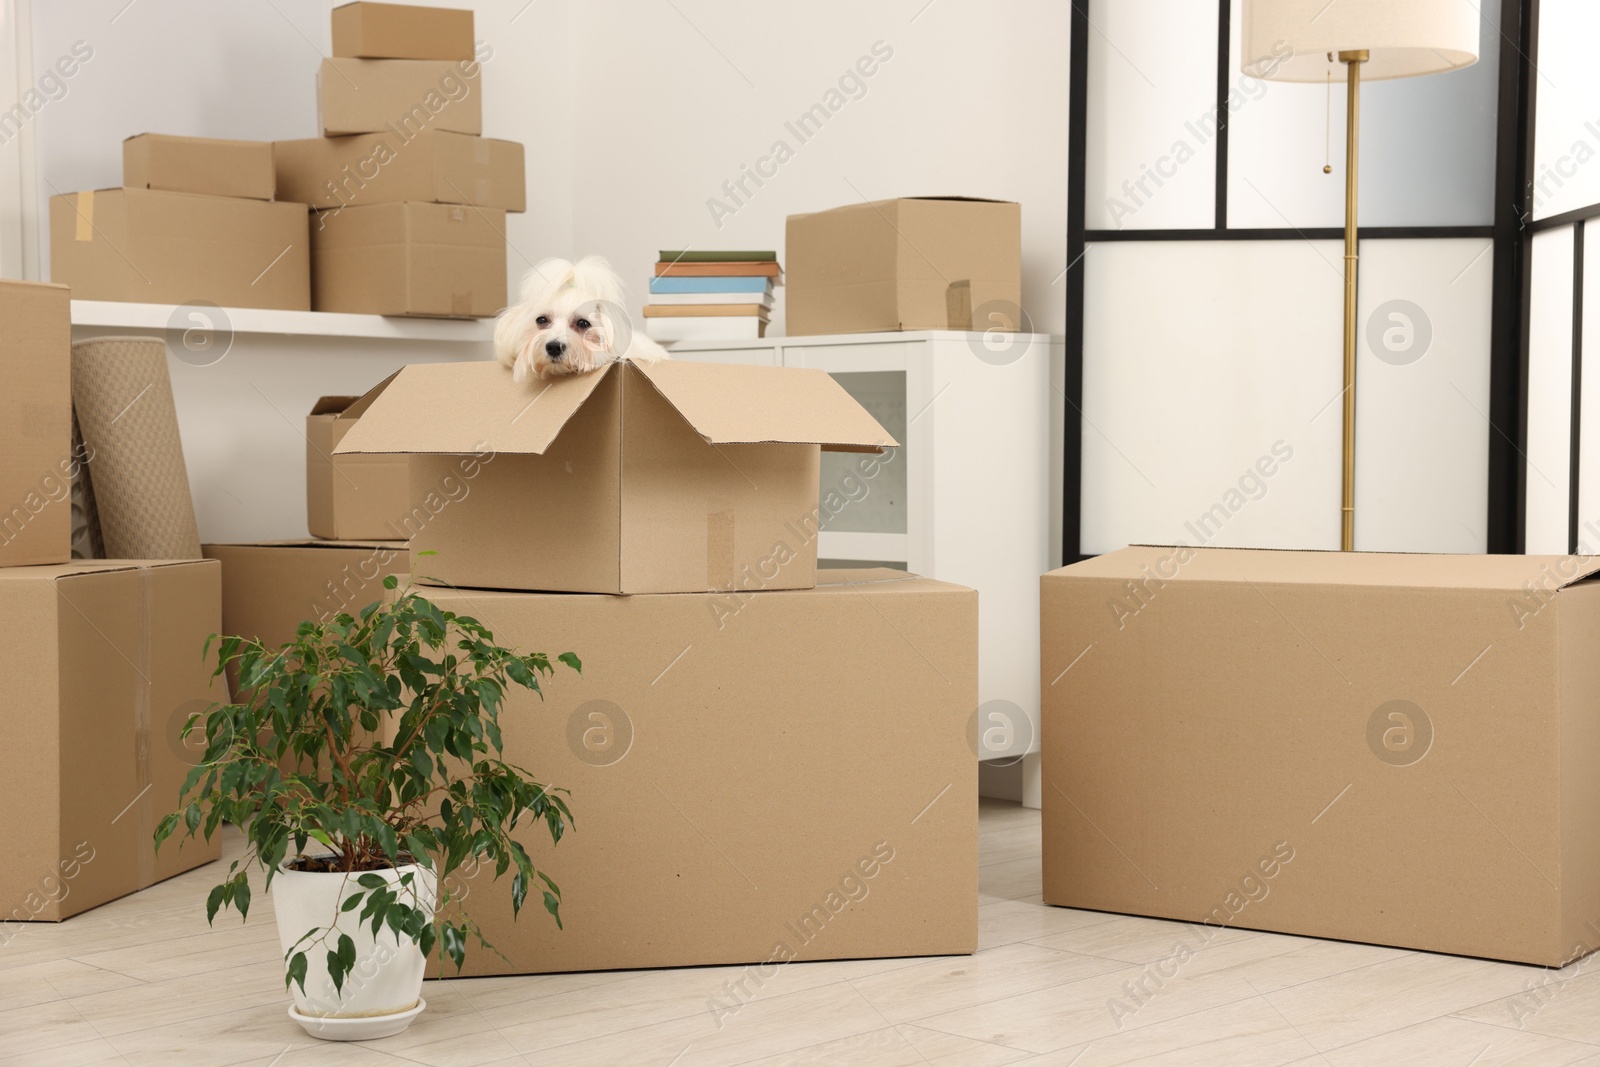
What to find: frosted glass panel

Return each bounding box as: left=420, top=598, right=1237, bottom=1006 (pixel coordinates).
left=1353, top=239, right=1492, bottom=553
left=1081, top=240, right=1343, bottom=555
left=1227, top=0, right=1498, bottom=229
left=1533, top=1, right=1600, bottom=220
left=1526, top=228, right=1576, bottom=553
left=820, top=372, right=906, bottom=535
left=1085, top=0, right=1219, bottom=231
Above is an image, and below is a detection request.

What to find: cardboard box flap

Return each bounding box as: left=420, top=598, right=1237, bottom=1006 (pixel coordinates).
left=1055, top=545, right=1600, bottom=592
left=334, top=362, right=609, bottom=457
left=310, top=396, right=361, bottom=417
left=206, top=539, right=405, bottom=550
left=904, top=195, right=1015, bottom=203
left=338, top=371, right=402, bottom=422
left=633, top=360, right=899, bottom=453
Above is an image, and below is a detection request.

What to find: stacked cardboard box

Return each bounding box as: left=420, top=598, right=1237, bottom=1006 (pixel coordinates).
left=0, top=282, right=224, bottom=925
left=50, top=134, right=310, bottom=310
left=260, top=357, right=976, bottom=976
left=273, top=2, right=518, bottom=318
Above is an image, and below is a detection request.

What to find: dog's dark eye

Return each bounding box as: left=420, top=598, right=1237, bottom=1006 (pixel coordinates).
left=535, top=315, right=551, bottom=327
left=574, top=318, right=592, bottom=331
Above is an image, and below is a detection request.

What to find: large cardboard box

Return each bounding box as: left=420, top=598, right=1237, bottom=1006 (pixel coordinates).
left=50, top=189, right=310, bottom=310
left=786, top=197, right=1021, bottom=336
left=274, top=131, right=525, bottom=213
left=319, top=58, right=482, bottom=137
left=332, top=2, right=475, bottom=61
left=416, top=569, right=978, bottom=975
left=122, top=133, right=275, bottom=201
left=0, top=560, right=226, bottom=925
left=307, top=387, right=413, bottom=539
left=335, top=359, right=897, bottom=594
left=1041, top=546, right=1600, bottom=967
left=311, top=202, right=506, bottom=317
left=0, top=280, right=72, bottom=569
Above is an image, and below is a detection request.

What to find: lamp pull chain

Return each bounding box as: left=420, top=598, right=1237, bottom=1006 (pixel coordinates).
left=1323, top=61, right=1333, bottom=174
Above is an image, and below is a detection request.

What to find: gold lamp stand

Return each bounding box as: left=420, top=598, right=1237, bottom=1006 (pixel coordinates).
left=1338, top=49, right=1367, bottom=553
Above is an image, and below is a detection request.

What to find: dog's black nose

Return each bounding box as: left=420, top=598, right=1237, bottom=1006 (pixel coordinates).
left=545, top=340, right=567, bottom=359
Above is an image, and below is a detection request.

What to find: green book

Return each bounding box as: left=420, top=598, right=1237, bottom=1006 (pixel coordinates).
left=658, top=250, right=777, bottom=263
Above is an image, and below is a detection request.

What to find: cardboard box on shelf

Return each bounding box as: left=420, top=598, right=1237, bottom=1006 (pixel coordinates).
left=786, top=197, right=1021, bottom=336
left=413, top=568, right=977, bottom=976
left=334, top=359, right=897, bottom=594
left=318, top=58, right=482, bottom=138
left=49, top=189, right=310, bottom=310
left=1041, top=545, right=1600, bottom=968
left=311, top=202, right=506, bottom=317
left=307, top=385, right=414, bottom=539
left=0, top=560, right=227, bottom=923
left=273, top=131, right=525, bottom=213
left=0, top=280, right=72, bottom=570
left=122, top=133, right=276, bottom=201
left=332, top=1, right=475, bottom=61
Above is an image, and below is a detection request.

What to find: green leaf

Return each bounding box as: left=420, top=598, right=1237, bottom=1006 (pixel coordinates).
left=340, top=892, right=365, bottom=913
left=285, top=950, right=308, bottom=995
left=234, top=877, right=252, bottom=922
left=441, top=923, right=467, bottom=971
left=558, top=652, right=582, bottom=673
left=356, top=872, right=386, bottom=890
left=205, top=884, right=225, bottom=926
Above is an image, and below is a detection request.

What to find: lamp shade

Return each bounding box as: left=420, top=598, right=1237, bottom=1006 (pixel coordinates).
left=1242, top=0, right=1479, bottom=82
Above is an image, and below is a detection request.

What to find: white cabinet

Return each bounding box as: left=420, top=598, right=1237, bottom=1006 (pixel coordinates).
left=666, top=331, right=1065, bottom=806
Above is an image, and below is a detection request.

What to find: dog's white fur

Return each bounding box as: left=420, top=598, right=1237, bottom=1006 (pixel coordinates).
left=493, top=256, right=669, bottom=382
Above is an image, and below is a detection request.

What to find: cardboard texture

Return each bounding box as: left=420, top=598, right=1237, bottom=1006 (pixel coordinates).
left=334, top=359, right=898, bottom=594
left=273, top=131, right=525, bottom=213
left=0, top=560, right=226, bottom=924
left=0, top=280, right=72, bottom=569
left=311, top=202, right=506, bottom=317
left=786, top=197, right=1021, bottom=336
left=332, top=2, right=475, bottom=60
left=306, top=384, right=414, bottom=538
left=49, top=189, right=310, bottom=310
left=1041, top=546, right=1600, bottom=967
left=122, top=134, right=275, bottom=201
left=318, top=58, right=482, bottom=137
left=415, top=569, right=978, bottom=975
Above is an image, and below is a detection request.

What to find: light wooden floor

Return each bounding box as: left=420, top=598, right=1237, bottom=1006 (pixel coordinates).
left=5, top=799, right=1599, bottom=1066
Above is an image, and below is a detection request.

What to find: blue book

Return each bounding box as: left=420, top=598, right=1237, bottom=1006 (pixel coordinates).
left=649, top=276, right=772, bottom=295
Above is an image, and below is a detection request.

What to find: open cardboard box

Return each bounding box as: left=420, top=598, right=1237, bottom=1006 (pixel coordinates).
left=0, top=560, right=227, bottom=924
left=306, top=383, right=413, bottom=538
left=1042, top=545, right=1600, bottom=967
left=334, top=359, right=898, bottom=594
left=412, top=568, right=978, bottom=976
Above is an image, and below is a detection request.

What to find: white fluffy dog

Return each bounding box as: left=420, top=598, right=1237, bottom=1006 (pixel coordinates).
left=493, top=256, right=668, bottom=383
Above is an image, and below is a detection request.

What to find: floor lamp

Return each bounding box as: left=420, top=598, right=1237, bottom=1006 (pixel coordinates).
left=1241, top=2, right=1478, bottom=551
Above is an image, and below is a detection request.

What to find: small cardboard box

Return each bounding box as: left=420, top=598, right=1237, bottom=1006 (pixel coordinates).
left=318, top=58, right=482, bottom=137
left=311, top=202, right=506, bottom=317
left=122, top=133, right=276, bottom=201
left=1041, top=546, right=1600, bottom=967
left=274, top=130, right=525, bottom=213
left=0, top=560, right=227, bottom=924
left=49, top=189, right=310, bottom=309
left=306, top=385, right=414, bottom=539
left=0, top=280, right=72, bottom=570
left=334, top=360, right=897, bottom=594
left=332, top=1, right=475, bottom=61
left=786, top=197, right=1021, bottom=336
left=415, top=569, right=978, bottom=976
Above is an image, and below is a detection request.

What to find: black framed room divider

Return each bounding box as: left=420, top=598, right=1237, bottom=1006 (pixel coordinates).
left=1061, top=0, right=1547, bottom=560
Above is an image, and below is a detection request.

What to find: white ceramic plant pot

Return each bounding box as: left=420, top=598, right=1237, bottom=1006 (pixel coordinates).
left=272, top=860, right=438, bottom=1041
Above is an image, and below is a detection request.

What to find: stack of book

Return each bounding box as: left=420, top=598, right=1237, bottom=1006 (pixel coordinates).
left=643, top=251, right=781, bottom=342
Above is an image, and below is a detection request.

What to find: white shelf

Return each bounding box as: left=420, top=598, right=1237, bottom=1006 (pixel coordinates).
left=667, top=329, right=1056, bottom=351
left=70, top=300, right=497, bottom=344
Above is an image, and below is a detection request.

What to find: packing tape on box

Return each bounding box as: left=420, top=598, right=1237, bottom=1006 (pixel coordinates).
left=74, top=190, right=94, bottom=241
left=448, top=206, right=466, bottom=223
left=707, top=509, right=735, bottom=589
left=473, top=178, right=490, bottom=205
left=945, top=279, right=973, bottom=330
left=133, top=564, right=155, bottom=886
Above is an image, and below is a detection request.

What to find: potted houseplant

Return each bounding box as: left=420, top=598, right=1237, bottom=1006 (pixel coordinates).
left=155, top=575, right=578, bottom=1041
